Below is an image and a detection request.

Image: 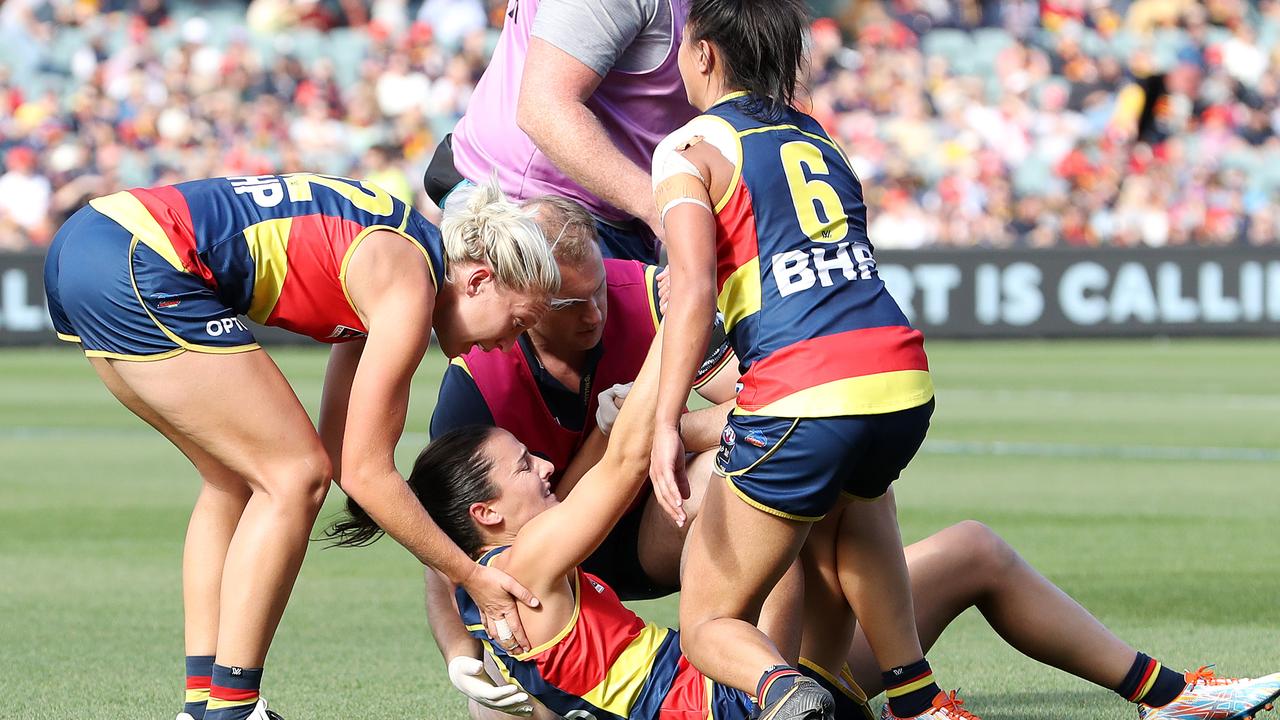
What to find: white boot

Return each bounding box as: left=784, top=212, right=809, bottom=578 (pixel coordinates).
left=246, top=698, right=284, bottom=720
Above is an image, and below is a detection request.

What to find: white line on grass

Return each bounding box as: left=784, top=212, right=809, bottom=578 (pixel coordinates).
left=922, top=439, right=1280, bottom=463
left=940, top=388, right=1280, bottom=410
left=4, top=428, right=1277, bottom=463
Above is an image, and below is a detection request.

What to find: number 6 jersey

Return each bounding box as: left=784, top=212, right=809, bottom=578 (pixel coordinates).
left=653, top=93, right=934, bottom=417
left=89, top=174, right=446, bottom=342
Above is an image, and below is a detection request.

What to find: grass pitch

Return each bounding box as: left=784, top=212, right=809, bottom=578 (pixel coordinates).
left=1, top=339, right=1277, bottom=720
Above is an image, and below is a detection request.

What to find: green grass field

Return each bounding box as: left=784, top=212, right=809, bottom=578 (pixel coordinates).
left=2, top=340, right=1278, bottom=720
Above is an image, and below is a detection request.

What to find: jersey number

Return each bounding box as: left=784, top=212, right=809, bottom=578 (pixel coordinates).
left=229, top=173, right=394, bottom=216
left=779, top=141, right=848, bottom=243
left=284, top=173, right=395, bottom=216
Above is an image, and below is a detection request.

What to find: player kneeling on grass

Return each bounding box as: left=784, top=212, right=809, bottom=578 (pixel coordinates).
left=435, top=397, right=1280, bottom=720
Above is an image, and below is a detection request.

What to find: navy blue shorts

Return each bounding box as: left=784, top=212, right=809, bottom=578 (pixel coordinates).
left=44, top=205, right=258, bottom=360
left=594, top=218, right=659, bottom=264
left=715, top=399, right=935, bottom=521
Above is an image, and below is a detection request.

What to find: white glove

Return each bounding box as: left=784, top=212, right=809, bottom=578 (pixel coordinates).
left=447, top=655, right=533, bottom=717
left=595, top=382, right=633, bottom=435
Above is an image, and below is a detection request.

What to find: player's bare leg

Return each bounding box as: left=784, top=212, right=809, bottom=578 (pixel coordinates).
left=798, top=510, right=857, bottom=674
left=104, top=349, right=330, bottom=674
left=637, top=449, right=716, bottom=588
left=679, top=476, right=830, bottom=717
left=835, top=495, right=925, bottom=671
left=846, top=520, right=1164, bottom=696
left=843, top=520, right=1280, bottom=720
left=836, top=494, right=970, bottom=719
left=91, top=357, right=256, bottom=718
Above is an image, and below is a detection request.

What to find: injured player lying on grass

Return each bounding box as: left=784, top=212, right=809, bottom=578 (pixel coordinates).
left=327, top=328, right=1280, bottom=720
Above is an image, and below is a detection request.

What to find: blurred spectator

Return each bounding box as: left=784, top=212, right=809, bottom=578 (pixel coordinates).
left=1, top=0, right=1278, bottom=251
left=0, top=147, right=52, bottom=248
left=416, top=0, right=485, bottom=48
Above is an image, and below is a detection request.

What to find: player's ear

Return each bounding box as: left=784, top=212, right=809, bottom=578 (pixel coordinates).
left=470, top=500, right=502, bottom=528
left=696, top=39, right=715, bottom=74
left=464, top=266, right=495, bottom=297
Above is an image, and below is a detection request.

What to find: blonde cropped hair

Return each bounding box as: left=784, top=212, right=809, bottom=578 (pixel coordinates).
left=521, top=195, right=600, bottom=266
left=441, top=178, right=561, bottom=296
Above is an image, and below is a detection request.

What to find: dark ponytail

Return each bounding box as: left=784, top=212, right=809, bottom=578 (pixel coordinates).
left=324, top=426, right=500, bottom=557
left=325, top=495, right=384, bottom=547
left=687, top=0, right=809, bottom=121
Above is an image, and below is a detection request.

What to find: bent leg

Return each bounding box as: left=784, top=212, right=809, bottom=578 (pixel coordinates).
left=799, top=510, right=857, bottom=676
left=89, top=357, right=250, bottom=660
left=836, top=494, right=925, bottom=671
left=844, top=520, right=1138, bottom=697
left=678, top=475, right=810, bottom=694
left=638, top=449, right=716, bottom=589
left=105, top=349, right=332, bottom=668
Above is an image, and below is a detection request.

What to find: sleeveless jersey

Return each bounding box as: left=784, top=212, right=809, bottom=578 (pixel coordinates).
left=452, top=0, right=696, bottom=221
left=452, top=260, right=659, bottom=485
left=88, top=174, right=446, bottom=343
left=701, top=95, right=934, bottom=417
left=457, top=547, right=751, bottom=720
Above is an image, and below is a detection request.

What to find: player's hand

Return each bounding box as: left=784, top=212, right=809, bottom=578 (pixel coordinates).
left=595, top=382, right=632, bottom=435
left=447, top=656, right=533, bottom=717
left=461, top=563, right=539, bottom=655
left=656, top=266, right=670, bottom=315
left=649, top=425, right=689, bottom=527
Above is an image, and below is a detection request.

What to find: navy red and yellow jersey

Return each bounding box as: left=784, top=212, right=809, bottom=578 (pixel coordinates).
left=456, top=547, right=755, bottom=720
left=696, top=94, right=934, bottom=417
left=88, top=174, right=446, bottom=343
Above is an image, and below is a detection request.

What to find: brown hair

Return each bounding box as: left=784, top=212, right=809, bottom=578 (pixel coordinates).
left=522, top=195, right=600, bottom=267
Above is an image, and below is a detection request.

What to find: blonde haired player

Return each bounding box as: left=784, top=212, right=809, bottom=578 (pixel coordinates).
left=43, top=174, right=557, bottom=720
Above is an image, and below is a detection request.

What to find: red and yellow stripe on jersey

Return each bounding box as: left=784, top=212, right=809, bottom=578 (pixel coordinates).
left=456, top=548, right=755, bottom=720
left=699, top=94, right=933, bottom=417
left=89, top=174, right=446, bottom=342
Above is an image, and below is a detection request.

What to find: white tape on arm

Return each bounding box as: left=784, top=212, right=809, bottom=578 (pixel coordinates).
left=659, top=196, right=713, bottom=223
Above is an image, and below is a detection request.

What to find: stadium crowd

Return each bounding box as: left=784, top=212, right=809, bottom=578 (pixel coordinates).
left=2, top=0, right=1279, bottom=251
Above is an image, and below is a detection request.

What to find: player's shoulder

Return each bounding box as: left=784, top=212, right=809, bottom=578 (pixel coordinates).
left=656, top=113, right=739, bottom=158
left=652, top=113, right=742, bottom=186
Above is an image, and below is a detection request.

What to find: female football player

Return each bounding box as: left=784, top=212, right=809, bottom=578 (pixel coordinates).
left=649, top=1, right=947, bottom=718
left=43, top=174, right=559, bottom=720
left=330, top=331, right=1280, bottom=720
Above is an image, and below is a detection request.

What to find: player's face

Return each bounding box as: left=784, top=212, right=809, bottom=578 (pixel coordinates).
left=438, top=265, right=549, bottom=357
left=483, top=430, right=559, bottom=533
left=532, top=253, right=608, bottom=353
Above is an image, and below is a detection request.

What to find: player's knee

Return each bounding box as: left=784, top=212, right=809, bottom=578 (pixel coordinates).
left=678, top=620, right=705, bottom=659
left=252, top=451, right=332, bottom=513
left=949, top=520, right=1016, bottom=579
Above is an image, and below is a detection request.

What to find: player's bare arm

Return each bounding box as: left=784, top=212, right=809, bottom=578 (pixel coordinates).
left=503, top=326, right=665, bottom=589
left=518, top=39, right=662, bottom=235
left=649, top=129, right=730, bottom=524
left=343, top=230, right=540, bottom=651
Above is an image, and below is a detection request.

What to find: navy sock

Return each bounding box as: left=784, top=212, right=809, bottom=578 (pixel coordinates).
left=1117, top=653, right=1187, bottom=708
left=756, top=665, right=803, bottom=709
left=882, top=658, right=942, bottom=718
left=183, top=655, right=215, bottom=719
left=205, top=664, right=263, bottom=720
